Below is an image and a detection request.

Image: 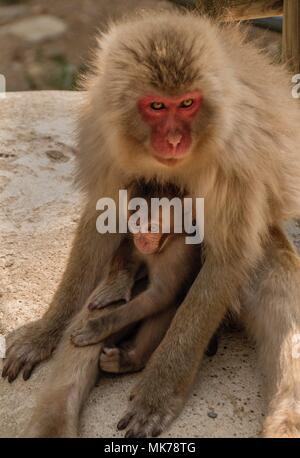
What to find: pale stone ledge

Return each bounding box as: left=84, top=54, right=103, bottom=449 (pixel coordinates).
left=0, top=91, right=299, bottom=438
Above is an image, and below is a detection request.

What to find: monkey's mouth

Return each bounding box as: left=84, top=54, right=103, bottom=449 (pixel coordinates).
left=154, top=156, right=185, bottom=166
left=151, top=135, right=192, bottom=166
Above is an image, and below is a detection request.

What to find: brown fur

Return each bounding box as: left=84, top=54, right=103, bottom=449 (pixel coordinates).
left=3, top=10, right=300, bottom=438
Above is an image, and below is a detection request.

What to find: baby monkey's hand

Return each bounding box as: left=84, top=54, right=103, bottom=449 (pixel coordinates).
left=71, top=313, right=118, bottom=347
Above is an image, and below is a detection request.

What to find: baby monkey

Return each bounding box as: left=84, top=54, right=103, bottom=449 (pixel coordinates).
left=71, top=181, right=217, bottom=373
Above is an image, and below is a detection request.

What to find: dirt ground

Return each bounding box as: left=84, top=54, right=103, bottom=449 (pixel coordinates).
left=0, top=0, right=281, bottom=92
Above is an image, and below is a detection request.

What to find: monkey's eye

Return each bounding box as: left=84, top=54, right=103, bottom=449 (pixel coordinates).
left=180, top=99, right=194, bottom=108
left=150, top=102, right=166, bottom=110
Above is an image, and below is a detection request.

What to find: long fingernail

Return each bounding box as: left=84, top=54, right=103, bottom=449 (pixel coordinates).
left=8, top=374, right=16, bottom=383
left=117, top=416, right=132, bottom=430
left=23, top=368, right=33, bottom=381
left=117, top=419, right=128, bottom=430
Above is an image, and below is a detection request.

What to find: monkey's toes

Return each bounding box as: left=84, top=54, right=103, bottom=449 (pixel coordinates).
left=99, top=347, right=121, bottom=373
left=71, top=330, right=95, bottom=347
left=88, top=301, right=106, bottom=310
left=117, top=405, right=170, bottom=438
left=117, top=396, right=176, bottom=438
left=2, top=324, right=56, bottom=382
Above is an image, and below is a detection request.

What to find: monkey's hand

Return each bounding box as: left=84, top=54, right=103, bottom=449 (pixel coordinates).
left=2, top=320, right=59, bottom=382
left=71, top=314, right=115, bottom=346
left=117, top=367, right=185, bottom=438
left=87, top=279, right=132, bottom=310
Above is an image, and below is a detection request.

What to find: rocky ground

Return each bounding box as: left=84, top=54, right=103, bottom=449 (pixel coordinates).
left=0, top=0, right=281, bottom=92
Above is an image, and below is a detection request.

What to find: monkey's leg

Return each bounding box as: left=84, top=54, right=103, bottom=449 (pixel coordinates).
left=2, top=206, right=122, bottom=382
left=71, top=245, right=188, bottom=346
left=241, top=227, right=300, bottom=438
left=100, top=307, right=177, bottom=374
left=23, top=302, right=126, bottom=438
left=117, top=262, right=233, bottom=437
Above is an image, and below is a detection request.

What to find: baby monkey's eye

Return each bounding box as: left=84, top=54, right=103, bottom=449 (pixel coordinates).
left=180, top=99, right=194, bottom=108
left=150, top=102, right=166, bottom=110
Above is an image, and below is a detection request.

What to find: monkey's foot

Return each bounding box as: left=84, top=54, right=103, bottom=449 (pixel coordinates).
left=100, top=346, right=141, bottom=374
left=2, top=321, right=58, bottom=382
left=117, top=378, right=184, bottom=437
left=263, top=409, right=300, bottom=438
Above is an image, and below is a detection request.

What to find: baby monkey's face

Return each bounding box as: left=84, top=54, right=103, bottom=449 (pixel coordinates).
left=133, top=224, right=169, bottom=256
left=128, top=180, right=186, bottom=256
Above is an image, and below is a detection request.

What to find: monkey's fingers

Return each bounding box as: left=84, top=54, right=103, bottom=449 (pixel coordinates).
left=2, top=358, right=26, bottom=383
left=88, top=290, right=131, bottom=310
left=2, top=350, right=43, bottom=383
left=99, top=347, right=122, bottom=373
left=117, top=387, right=179, bottom=438
left=71, top=327, right=105, bottom=347
left=88, top=300, right=112, bottom=311
left=117, top=403, right=171, bottom=438
left=2, top=331, right=55, bottom=383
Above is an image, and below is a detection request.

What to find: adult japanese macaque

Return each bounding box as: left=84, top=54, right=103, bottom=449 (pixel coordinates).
left=3, top=10, right=300, bottom=438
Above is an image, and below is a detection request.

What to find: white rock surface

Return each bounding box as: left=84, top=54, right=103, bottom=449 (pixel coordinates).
left=0, top=15, right=67, bottom=43
left=0, top=91, right=299, bottom=438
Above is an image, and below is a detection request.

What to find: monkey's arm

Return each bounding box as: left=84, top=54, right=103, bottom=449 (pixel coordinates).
left=2, top=205, right=122, bottom=382
left=71, top=240, right=190, bottom=346
left=71, top=289, right=170, bottom=346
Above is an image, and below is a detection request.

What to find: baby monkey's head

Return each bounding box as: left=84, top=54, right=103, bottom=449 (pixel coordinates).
left=128, top=180, right=186, bottom=256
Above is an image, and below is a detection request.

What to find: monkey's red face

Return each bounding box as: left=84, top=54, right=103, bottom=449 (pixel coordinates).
left=138, top=91, right=203, bottom=165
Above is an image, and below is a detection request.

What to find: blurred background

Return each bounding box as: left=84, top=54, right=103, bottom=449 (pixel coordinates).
left=0, top=0, right=282, bottom=92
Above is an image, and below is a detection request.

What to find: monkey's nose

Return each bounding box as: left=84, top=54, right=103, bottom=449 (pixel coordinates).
left=167, top=131, right=182, bottom=148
